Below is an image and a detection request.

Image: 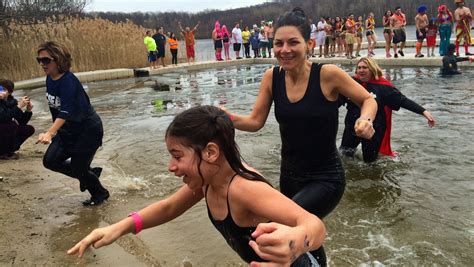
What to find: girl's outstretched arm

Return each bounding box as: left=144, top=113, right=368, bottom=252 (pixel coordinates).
left=67, top=185, right=203, bottom=257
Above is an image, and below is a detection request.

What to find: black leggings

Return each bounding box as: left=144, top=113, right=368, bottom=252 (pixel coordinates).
left=340, top=124, right=385, bottom=162
left=280, top=173, right=346, bottom=266
left=43, top=137, right=108, bottom=198
left=170, top=49, right=178, bottom=65
left=244, top=43, right=250, bottom=57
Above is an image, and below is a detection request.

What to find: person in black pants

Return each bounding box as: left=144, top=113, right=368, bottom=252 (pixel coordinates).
left=153, top=27, right=167, bottom=67
left=36, top=41, right=109, bottom=206
left=0, top=79, right=35, bottom=159
left=339, top=57, right=435, bottom=162
left=441, top=43, right=474, bottom=75
left=223, top=8, right=378, bottom=266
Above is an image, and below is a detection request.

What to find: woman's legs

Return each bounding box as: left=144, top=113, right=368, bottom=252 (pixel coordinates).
left=170, top=49, right=178, bottom=64
left=70, top=150, right=109, bottom=205
left=43, top=137, right=108, bottom=205
left=384, top=32, right=392, bottom=57
left=356, top=37, right=362, bottom=56
left=224, top=42, right=230, bottom=60
left=244, top=43, right=250, bottom=57
left=280, top=174, right=345, bottom=267
left=439, top=24, right=451, bottom=56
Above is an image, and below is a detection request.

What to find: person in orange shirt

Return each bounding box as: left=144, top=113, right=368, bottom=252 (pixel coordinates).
left=168, top=32, right=179, bottom=65
left=179, top=21, right=200, bottom=64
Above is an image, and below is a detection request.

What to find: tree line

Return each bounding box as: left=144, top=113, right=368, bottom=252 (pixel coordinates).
left=87, top=0, right=459, bottom=39
left=1, top=0, right=460, bottom=38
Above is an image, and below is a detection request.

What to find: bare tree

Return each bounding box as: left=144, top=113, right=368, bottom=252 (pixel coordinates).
left=1, top=0, right=89, bottom=36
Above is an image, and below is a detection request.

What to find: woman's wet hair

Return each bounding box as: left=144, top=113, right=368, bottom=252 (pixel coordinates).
left=274, top=7, right=311, bottom=41
left=37, top=41, right=72, bottom=73
left=166, top=105, right=270, bottom=185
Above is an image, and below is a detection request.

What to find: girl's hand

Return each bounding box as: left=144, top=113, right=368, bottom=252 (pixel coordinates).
left=249, top=222, right=299, bottom=266
left=37, top=132, right=54, bottom=144
left=354, top=118, right=375, bottom=139
left=423, top=111, right=435, bottom=127
left=26, top=100, right=33, bottom=111
left=67, top=226, right=121, bottom=258
left=18, top=96, right=29, bottom=108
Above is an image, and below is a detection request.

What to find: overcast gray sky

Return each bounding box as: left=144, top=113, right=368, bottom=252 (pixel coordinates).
left=87, top=0, right=268, bottom=13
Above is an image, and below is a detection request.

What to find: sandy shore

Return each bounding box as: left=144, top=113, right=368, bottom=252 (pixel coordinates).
left=0, top=137, right=245, bottom=266
left=0, top=139, right=156, bottom=266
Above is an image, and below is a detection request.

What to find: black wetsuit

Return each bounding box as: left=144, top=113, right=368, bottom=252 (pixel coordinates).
left=339, top=77, right=425, bottom=162
left=206, top=174, right=317, bottom=266
left=441, top=55, right=470, bottom=75
left=272, top=63, right=346, bottom=266
left=42, top=72, right=108, bottom=202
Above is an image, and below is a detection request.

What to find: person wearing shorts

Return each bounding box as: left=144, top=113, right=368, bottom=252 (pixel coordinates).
left=365, top=12, right=377, bottom=56
left=152, top=27, right=167, bottom=67
left=345, top=14, right=356, bottom=59
left=415, top=5, right=429, bottom=57
left=316, top=17, right=327, bottom=57
left=391, top=7, right=407, bottom=58
left=144, top=30, right=158, bottom=69
left=263, top=22, right=274, bottom=58
left=232, top=23, right=243, bottom=59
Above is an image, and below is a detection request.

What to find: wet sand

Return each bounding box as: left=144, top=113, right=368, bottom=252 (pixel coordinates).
left=0, top=140, right=147, bottom=266
left=0, top=139, right=245, bottom=266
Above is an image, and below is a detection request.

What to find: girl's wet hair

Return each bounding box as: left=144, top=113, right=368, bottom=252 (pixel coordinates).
left=166, top=105, right=270, bottom=185
left=274, top=7, right=311, bottom=41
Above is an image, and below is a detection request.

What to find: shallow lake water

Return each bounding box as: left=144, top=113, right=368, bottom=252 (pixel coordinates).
left=19, top=63, right=473, bottom=266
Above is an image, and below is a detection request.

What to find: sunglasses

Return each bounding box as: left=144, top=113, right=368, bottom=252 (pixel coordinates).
left=36, top=57, right=54, bottom=65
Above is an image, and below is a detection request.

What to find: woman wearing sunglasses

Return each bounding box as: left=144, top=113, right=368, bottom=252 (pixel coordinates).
left=36, top=41, right=109, bottom=206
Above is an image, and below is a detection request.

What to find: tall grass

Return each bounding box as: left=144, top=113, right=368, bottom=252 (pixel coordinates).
left=0, top=17, right=187, bottom=81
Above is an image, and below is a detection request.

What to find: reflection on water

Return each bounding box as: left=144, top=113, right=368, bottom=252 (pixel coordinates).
left=20, top=64, right=474, bottom=265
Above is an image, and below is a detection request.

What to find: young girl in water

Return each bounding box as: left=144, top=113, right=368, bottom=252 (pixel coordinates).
left=68, top=105, right=326, bottom=266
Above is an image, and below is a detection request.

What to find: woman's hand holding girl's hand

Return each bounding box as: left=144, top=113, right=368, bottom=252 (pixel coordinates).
left=249, top=222, right=301, bottom=267
left=67, top=226, right=121, bottom=258
left=354, top=118, right=375, bottom=139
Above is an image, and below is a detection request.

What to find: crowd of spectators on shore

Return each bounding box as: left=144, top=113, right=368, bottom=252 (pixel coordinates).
left=143, top=1, right=472, bottom=65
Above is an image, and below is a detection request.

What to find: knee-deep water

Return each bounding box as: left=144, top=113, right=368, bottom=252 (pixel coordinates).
left=20, top=64, right=473, bottom=266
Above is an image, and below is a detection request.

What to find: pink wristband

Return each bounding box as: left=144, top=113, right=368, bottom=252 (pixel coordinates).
left=128, top=212, right=143, bottom=234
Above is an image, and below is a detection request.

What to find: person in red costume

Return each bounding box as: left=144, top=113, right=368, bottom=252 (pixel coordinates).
left=339, top=57, right=436, bottom=162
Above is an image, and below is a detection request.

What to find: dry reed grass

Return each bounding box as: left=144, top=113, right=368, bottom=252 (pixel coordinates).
left=0, top=17, right=187, bottom=81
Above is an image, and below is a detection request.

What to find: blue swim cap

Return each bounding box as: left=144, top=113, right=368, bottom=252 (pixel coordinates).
left=418, top=5, right=428, bottom=13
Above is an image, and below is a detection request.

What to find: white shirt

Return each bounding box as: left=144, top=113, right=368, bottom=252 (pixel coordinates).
left=317, top=21, right=327, bottom=37
left=310, top=23, right=317, bottom=39
left=232, top=27, right=243, bottom=43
